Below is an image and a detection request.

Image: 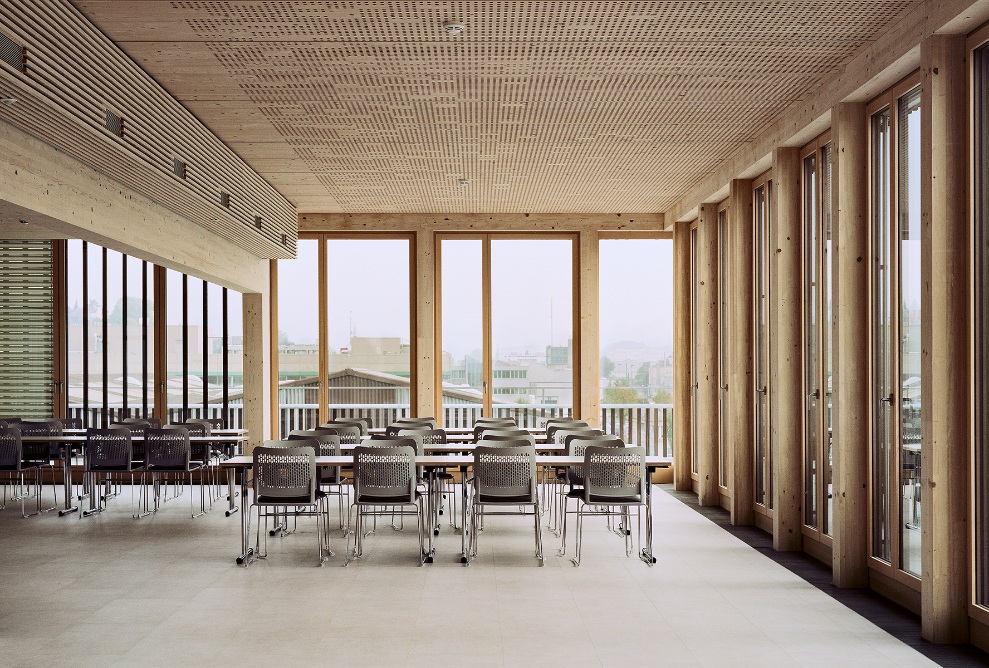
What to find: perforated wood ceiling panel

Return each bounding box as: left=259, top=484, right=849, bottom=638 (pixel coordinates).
left=73, top=1, right=917, bottom=214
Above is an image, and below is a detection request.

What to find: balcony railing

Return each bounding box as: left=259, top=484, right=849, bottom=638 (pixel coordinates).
left=68, top=402, right=673, bottom=457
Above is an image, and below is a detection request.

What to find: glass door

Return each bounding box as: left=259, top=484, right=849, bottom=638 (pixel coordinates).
left=754, top=179, right=773, bottom=509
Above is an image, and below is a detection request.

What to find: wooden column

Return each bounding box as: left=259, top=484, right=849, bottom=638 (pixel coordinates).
left=243, top=279, right=272, bottom=454
left=578, top=230, right=600, bottom=427
left=831, top=102, right=870, bottom=587
left=921, top=34, right=969, bottom=643
left=697, top=203, right=720, bottom=505
left=673, top=221, right=693, bottom=491
left=729, top=179, right=755, bottom=525
left=772, top=147, right=803, bottom=551
left=414, top=229, right=435, bottom=419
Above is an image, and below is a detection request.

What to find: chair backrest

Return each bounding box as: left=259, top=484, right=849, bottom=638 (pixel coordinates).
left=553, top=427, right=603, bottom=445
left=56, top=417, right=82, bottom=429
left=474, top=417, right=517, bottom=427
left=86, top=427, right=134, bottom=471
left=478, top=435, right=536, bottom=447
left=322, top=424, right=360, bottom=445
left=288, top=430, right=341, bottom=456
left=353, top=445, right=416, bottom=502
left=386, top=422, right=430, bottom=437
left=393, top=431, right=425, bottom=455
left=192, top=417, right=224, bottom=430
left=545, top=420, right=588, bottom=440
left=18, top=419, right=63, bottom=462
left=0, top=417, right=22, bottom=424
left=183, top=419, right=214, bottom=436
left=253, top=445, right=317, bottom=502
left=323, top=418, right=369, bottom=435
left=394, top=417, right=436, bottom=429
left=0, top=426, right=23, bottom=471
left=112, top=419, right=150, bottom=437
left=410, top=428, right=447, bottom=445
left=144, top=417, right=163, bottom=429
left=474, top=425, right=528, bottom=442
left=565, top=434, right=623, bottom=485
left=473, top=444, right=537, bottom=501
left=176, top=421, right=209, bottom=438
left=583, top=445, right=646, bottom=503
left=145, top=427, right=191, bottom=470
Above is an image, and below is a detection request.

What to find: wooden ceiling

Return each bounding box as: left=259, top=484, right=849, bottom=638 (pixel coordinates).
left=71, top=1, right=917, bottom=215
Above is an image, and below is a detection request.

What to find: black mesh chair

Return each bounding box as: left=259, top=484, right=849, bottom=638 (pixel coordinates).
left=557, top=434, right=625, bottom=554
left=247, top=443, right=331, bottom=567
left=289, top=430, right=347, bottom=530
left=468, top=443, right=543, bottom=566
left=82, top=427, right=140, bottom=518
left=567, top=445, right=647, bottom=566
left=0, top=425, right=48, bottom=517
left=144, top=426, right=207, bottom=517
left=323, top=418, right=369, bottom=436
left=17, top=420, right=62, bottom=514
left=348, top=444, right=426, bottom=566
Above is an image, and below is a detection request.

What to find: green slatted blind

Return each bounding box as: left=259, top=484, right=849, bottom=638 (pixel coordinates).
left=0, top=240, right=54, bottom=419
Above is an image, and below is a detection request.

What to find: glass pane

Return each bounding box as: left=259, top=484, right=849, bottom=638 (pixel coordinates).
left=206, top=282, right=225, bottom=422
left=803, top=153, right=819, bottom=528
left=278, top=238, right=319, bottom=436
left=226, top=289, right=243, bottom=429
left=440, top=239, right=483, bottom=428
left=718, top=211, right=730, bottom=487
left=691, top=227, right=699, bottom=475
left=976, top=43, right=989, bottom=611
left=67, top=240, right=85, bottom=425
left=124, top=256, right=152, bottom=418
left=754, top=185, right=769, bottom=506
left=872, top=107, right=893, bottom=563
left=326, top=239, right=411, bottom=427
left=105, top=250, right=125, bottom=421
left=898, top=89, right=922, bottom=576
left=491, top=239, right=573, bottom=426
left=165, top=270, right=185, bottom=423
left=822, top=144, right=834, bottom=536
left=87, top=246, right=104, bottom=426
left=186, top=276, right=205, bottom=420
left=599, top=238, right=674, bottom=457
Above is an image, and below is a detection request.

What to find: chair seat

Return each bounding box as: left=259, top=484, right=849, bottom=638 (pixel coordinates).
left=584, top=494, right=642, bottom=505
left=256, top=490, right=327, bottom=505
left=356, top=491, right=422, bottom=505
left=476, top=493, right=534, bottom=505
left=146, top=463, right=194, bottom=472
left=87, top=464, right=136, bottom=472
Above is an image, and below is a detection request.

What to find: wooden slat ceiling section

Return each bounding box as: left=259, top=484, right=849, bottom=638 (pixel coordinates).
left=73, top=1, right=918, bottom=214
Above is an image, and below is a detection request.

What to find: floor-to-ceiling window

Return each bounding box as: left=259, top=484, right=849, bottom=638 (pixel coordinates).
left=802, top=133, right=834, bottom=542
left=599, top=235, right=674, bottom=456
left=436, top=235, right=576, bottom=428
left=276, top=237, right=320, bottom=435
left=718, top=205, right=731, bottom=494
left=753, top=174, right=774, bottom=513
left=690, top=223, right=700, bottom=480
left=326, top=237, right=413, bottom=425
left=869, top=78, right=923, bottom=580
left=975, top=37, right=989, bottom=614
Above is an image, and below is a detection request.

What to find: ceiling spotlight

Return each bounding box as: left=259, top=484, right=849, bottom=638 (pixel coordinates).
left=0, top=97, right=17, bottom=105
left=459, top=179, right=469, bottom=186
left=18, top=219, right=29, bottom=225
left=444, top=22, right=465, bottom=35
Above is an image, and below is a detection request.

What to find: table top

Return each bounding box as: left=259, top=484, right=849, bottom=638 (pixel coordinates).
left=22, top=433, right=249, bottom=443
left=62, top=428, right=247, bottom=436
left=221, top=453, right=672, bottom=468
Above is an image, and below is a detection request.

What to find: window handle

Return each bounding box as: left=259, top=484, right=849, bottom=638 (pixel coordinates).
left=808, top=389, right=819, bottom=400
left=880, top=394, right=894, bottom=405
left=721, top=383, right=728, bottom=391
left=757, top=386, right=767, bottom=395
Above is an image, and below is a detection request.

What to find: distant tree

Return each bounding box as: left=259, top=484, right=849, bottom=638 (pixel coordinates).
left=601, top=356, right=615, bottom=378
left=652, top=388, right=673, bottom=404
left=514, top=395, right=531, bottom=404
left=278, top=329, right=293, bottom=345
left=634, top=362, right=651, bottom=388
left=603, top=377, right=644, bottom=405
left=108, top=297, right=151, bottom=325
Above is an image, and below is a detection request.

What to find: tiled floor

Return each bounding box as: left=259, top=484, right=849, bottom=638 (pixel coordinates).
left=0, top=483, right=937, bottom=667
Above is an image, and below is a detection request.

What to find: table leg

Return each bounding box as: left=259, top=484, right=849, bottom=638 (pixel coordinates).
left=425, top=467, right=436, bottom=563
left=639, top=466, right=657, bottom=565
left=235, top=467, right=254, bottom=565
left=58, top=444, right=78, bottom=516
left=225, top=466, right=239, bottom=516
left=460, top=465, right=469, bottom=564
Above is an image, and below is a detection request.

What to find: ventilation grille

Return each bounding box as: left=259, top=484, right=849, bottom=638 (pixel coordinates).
left=104, top=108, right=123, bottom=137
left=173, top=158, right=187, bottom=179
left=0, top=33, right=26, bottom=72
left=0, top=240, right=54, bottom=420
left=219, top=191, right=230, bottom=208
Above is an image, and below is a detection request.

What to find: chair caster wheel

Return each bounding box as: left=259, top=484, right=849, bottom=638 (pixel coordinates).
left=461, top=556, right=468, bottom=564
left=439, top=509, right=444, bottom=515
left=236, top=556, right=244, bottom=564
left=434, top=528, right=439, bottom=535
left=425, top=555, right=433, bottom=564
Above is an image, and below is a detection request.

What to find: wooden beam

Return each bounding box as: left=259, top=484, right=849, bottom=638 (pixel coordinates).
left=243, top=283, right=272, bottom=454
left=920, top=33, right=970, bottom=644
left=578, top=230, right=600, bottom=427
left=729, top=179, right=755, bottom=525
left=697, top=203, right=720, bottom=506
left=831, top=102, right=870, bottom=588
left=772, top=147, right=803, bottom=551
left=0, top=120, right=268, bottom=294
left=665, top=0, right=989, bottom=226
left=415, top=229, right=435, bottom=419
left=300, top=213, right=663, bottom=233
left=673, top=221, right=693, bottom=491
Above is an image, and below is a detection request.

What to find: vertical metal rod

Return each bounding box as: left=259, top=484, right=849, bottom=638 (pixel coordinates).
left=82, top=242, right=89, bottom=428
left=101, top=247, right=108, bottom=426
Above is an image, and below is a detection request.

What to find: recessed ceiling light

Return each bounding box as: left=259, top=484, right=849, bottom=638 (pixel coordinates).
left=18, top=219, right=29, bottom=225
left=1, top=98, right=18, bottom=105
left=444, top=22, right=465, bottom=35
left=459, top=179, right=469, bottom=186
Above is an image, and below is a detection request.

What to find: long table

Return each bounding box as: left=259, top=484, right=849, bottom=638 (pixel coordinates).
left=22, top=432, right=249, bottom=516
left=220, top=453, right=670, bottom=567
